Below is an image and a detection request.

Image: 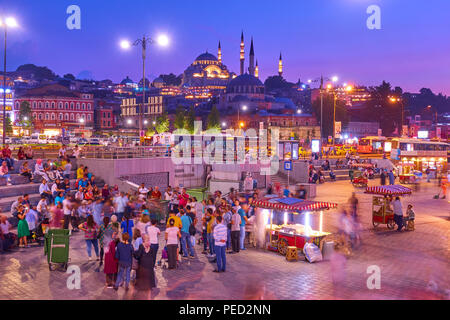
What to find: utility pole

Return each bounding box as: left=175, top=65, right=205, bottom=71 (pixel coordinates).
left=320, top=75, right=323, bottom=144
left=2, top=25, right=7, bottom=145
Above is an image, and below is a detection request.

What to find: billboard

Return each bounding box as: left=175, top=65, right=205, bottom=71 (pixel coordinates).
left=311, top=139, right=320, bottom=153
left=417, top=130, right=428, bottom=139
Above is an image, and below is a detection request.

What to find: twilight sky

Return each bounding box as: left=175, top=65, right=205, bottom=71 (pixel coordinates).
left=2, top=0, right=450, bottom=94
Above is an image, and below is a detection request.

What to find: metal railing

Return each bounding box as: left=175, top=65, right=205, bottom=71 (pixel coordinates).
left=80, top=146, right=171, bottom=159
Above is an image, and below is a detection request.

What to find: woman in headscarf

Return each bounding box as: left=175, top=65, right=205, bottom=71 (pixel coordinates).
left=34, top=159, right=50, bottom=181
left=133, top=235, right=156, bottom=290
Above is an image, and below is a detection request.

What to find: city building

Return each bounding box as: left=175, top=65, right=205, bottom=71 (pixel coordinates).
left=14, top=84, right=94, bottom=135
left=0, top=76, right=15, bottom=123
left=120, top=94, right=165, bottom=128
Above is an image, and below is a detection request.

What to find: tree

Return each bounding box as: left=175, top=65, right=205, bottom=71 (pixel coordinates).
left=206, top=105, right=220, bottom=131
left=18, top=101, right=33, bottom=128
left=174, top=105, right=185, bottom=130
left=4, top=116, right=13, bottom=135
left=155, top=112, right=169, bottom=133
left=311, top=94, right=349, bottom=139
left=63, top=73, right=76, bottom=80
left=159, top=73, right=182, bottom=86
left=362, top=81, right=400, bottom=136
left=16, top=64, right=56, bottom=80
left=184, top=106, right=195, bottom=134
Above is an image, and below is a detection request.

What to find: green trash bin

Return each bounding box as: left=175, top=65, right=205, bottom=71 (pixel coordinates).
left=187, top=188, right=208, bottom=202
left=44, top=229, right=70, bottom=271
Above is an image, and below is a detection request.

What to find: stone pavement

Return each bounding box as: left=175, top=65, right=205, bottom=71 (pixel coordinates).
left=0, top=180, right=448, bottom=300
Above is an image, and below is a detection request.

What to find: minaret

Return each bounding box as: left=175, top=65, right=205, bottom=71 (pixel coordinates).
left=218, top=41, right=222, bottom=64
left=278, top=52, right=283, bottom=77
left=240, top=31, right=245, bottom=75
left=255, top=60, right=259, bottom=78
left=248, top=37, right=255, bottom=76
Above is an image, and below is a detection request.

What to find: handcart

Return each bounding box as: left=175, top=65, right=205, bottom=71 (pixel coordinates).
left=365, top=185, right=412, bottom=230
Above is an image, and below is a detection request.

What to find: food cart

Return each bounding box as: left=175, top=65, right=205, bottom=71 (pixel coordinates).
left=252, top=196, right=338, bottom=256
left=398, top=163, right=417, bottom=184
left=365, top=185, right=412, bottom=229
left=350, top=163, right=374, bottom=187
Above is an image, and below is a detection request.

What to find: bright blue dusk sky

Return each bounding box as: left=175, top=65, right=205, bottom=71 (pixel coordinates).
left=2, top=0, right=450, bottom=94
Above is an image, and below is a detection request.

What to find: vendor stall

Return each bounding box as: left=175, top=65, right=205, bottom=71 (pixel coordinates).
left=252, top=197, right=337, bottom=256
left=397, top=162, right=417, bottom=184
left=365, top=185, right=412, bottom=229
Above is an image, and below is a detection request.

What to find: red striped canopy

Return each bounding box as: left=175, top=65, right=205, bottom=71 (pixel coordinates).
left=252, top=198, right=338, bottom=212
left=350, top=163, right=373, bottom=168
left=365, top=185, right=412, bottom=196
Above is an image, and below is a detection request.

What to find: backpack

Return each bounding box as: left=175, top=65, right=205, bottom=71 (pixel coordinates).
left=187, top=216, right=196, bottom=236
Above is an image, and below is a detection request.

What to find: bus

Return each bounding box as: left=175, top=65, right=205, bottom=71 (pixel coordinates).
left=357, top=136, right=388, bottom=153
left=388, top=138, right=449, bottom=173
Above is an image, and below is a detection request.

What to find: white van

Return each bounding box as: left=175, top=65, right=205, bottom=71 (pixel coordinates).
left=29, top=133, right=39, bottom=144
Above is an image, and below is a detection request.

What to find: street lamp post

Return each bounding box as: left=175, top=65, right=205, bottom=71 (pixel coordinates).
left=120, top=34, right=168, bottom=145
left=1, top=17, right=18, bottom=145
left=308, top=75, right=338, bottom=144
left=237, top=105, right=247, bottom=129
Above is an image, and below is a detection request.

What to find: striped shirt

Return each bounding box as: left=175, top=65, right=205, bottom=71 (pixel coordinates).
left=213, top=223, right=227, bottom=247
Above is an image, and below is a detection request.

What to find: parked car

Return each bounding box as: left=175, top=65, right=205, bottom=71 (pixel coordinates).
left=77, top=138, right=88, bottom=145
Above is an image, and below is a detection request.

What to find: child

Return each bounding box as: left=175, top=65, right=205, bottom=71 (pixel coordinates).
left=114, top=232, right=133, bottom=291
left=405, top=204, right=415, bottom=231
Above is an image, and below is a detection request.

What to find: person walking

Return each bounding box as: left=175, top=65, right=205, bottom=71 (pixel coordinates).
left=103, top=236, right=119, bottom=288
left=98, top=217, right=115, bottom=267
left=230, top=206, right=241, bottom=253
left=114, top=232, right=133, bottom=291
left=78, top=215, right=100, bottom=261
left=392, top=197, right=404, bottom=231
left=380, top=169, right=386, bottom=185
left=133, top=235, right=156, bottom=290
left=165, top=218, right=181, bottom=269
left=213, top=216, right=227, bottom=273
left=388, top=170, right=396, bottom=185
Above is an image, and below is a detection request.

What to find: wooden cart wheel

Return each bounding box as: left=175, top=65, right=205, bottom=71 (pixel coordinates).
left=277, top=239, right=288, bottom=256
left=63, top=263, right=68, bottom=271
left=372, top=221, right=380, bottom=228
left=49, top=263, right=56, bottom=271
left=387, top=219, right=395, bottom=230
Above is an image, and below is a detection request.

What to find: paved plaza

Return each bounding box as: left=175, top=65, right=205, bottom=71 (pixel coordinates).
left=0, top=180, right=448, bottom=300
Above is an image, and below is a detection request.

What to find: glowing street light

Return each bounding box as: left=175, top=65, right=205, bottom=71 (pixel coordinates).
left=120, top=40, right=131, bottom=49
left=296, top=109, right=302, bottom=114
left=143, top=120, right=148, bottom=125
left=1, top=16, right=19, bottom=145
left=127, top=119, right=133, bottom=125
left=345, top=85, right=353, bottom=92
left=156, top=34, right=169, bottom=47
left=331, top=76, right=338, bottom=82
left=119, top=33, right=170, bottom=143
left=221, top=122, right=227, bottom=127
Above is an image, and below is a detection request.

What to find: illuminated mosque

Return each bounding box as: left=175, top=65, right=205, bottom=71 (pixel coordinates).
left=181, top=32, right=283, bottom=99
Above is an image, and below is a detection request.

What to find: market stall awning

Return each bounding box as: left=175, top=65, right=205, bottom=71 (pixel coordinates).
left=350, top=163, right=373, bottom=168
left=252, top=197, right=338, bottom=212
left=365, top=185, right=412, bottom=196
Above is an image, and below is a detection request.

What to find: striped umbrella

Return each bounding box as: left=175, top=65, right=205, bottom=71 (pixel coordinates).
left=365, top=185, right=412, bottom=196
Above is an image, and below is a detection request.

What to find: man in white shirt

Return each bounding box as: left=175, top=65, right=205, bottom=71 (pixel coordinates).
left=138, top=183, right=149, bottom=200
left=230, top=207, right=241, bottom=253
left=146, top=219, right=161, bottom=266
left=37, top=195, right=49, bottom=220
left=39, top=180, right=53, bottom=203
left=62, top=197, right=74, bottom=231
left=113, top=192, right=128, bottom=221
left=213, top=215, right=227, bottom=273
left=25, top=205, right=38, bottom=232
